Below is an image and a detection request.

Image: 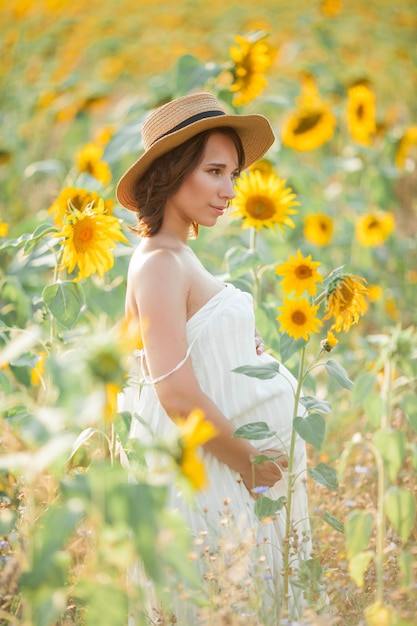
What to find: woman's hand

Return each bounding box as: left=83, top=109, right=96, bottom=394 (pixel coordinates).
left=240, top=448, right=288, bottom=496
left=255, top=328, right=265, bottom=355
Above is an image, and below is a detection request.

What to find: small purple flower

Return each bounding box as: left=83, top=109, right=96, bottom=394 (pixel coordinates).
left=252, top=485, right=269, bottom=494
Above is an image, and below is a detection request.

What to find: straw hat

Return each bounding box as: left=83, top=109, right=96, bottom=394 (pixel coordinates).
left=116, top=92, right=275, bottom=211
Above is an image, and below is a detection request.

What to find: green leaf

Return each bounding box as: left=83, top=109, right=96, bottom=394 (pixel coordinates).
left=9, top=364, right=31, bottom=387
left=232, top=362, right=280, bottom=379
left=279, top=332, right=307, bottom=363
left=174, top=54, right=220, bottom=95
left=113, top=412, right=132, bottom=448
left=308, top=462, right=338, bottom=490
left=104, top=112, right=147, bottom=163
left=363, top=393, right=384, bottom=428
left=401, top=393, right=417, bottom=433
left=10, top=352, right=39, bottom=368
left=42, top=281, right=85, bottom=329
left=233, top=421, right=276, bottom=440
left=24, top=159, right=65, bottom=178
left=23, top=224, right=58, bottom=255
left=30, top=587, right=67, bottom=626
left=293, top=413, right=325, bottom=449
left=253, top=452, right=286, bottom=466
left=159, top=509, right=201, bottom=588
left=0, top=232, right=32, bottom=252
left=399, top=550, right=413, bottom=587
left=351, top=371, right=377, bottom=408
left=322, top=509, right=344, bottom=533
left=69, top=427, right=98, bottom=460
left=225, top=245, right=261, bottom=279
left=348, top=551, right=374, bottom=587
left=20, top=499, right=85, bottom=590
left=255, top=495, right=286, bottom=519
left=411, top=443, right=417, bottom=472
left=300, top=557, right=322, bottom=583
left=385, top=486, right=416, bottom=542
left=325, top=358, right=353, bottom=390
left=345, top=510, right=374, bottom=559
left=76, top=581, right=128, bottom=626
left=373, top=429, right=406, bottom=481
left=5, top=408, right=50, bottom=446
left=300, top=395, right=332, bottom=414
left=0, top=369, right=12, bottom=394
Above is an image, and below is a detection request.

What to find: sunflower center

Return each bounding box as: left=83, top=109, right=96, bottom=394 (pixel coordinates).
left=294, top=111, right=323, bottom=135
left=295, top=264, right=313, bottom=280
left=338, top=283, right=355, bottom=310
left=291, top=310, right=307, bottom=326
left=72, top=194, right=85, bottom=210
left=367, top=219, right=380, bottom=229
left=84, top=160, right=96, bottom=176
left=73, top=218, right=95, bottom=251
left=319, top=220, right=329, bottom=232
left=357, top=104, right=364, bottom=120
left=247, top=195, right=276, bottom=220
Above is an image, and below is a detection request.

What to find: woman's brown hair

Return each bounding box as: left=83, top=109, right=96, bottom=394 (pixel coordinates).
left=131, top=127, right=245, bottom=238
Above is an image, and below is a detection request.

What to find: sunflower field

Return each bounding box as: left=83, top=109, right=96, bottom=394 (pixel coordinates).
left=1, top=0, right=417, bottom=624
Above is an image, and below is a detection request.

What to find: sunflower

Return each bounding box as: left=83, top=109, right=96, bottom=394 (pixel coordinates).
left=76, top=142, right=112, bottom=185
left=31, top=351, right=46, bottom=386
left=281, top=102, right=336, bottom=151
left=303, top=213, right=334, bottom=245
left=55, top=199, right=129, bottom=281
left=277, top=297, right=322, bottom=341
left=275, top=249, right=323, bottom=296
left=355, top=211, right=394, bottom=246
left=320, top=0, right=343, bottom=17
left=174, top=409, right=218, bottom=490
left=248, top=158, right=275, bottom=176
left=116, top=315, right=145, bottom=354
left=367, top=285, right=383, bottom=303
left=385, top=298, right=400, bottom=322
left=103, top=382, right=121, bottom=422
left=48, top=186, right=114, bottom=227
left=346, top=84, right=376, bottom=146
left=321, top=331, right=339, bottom=352
left=0, top=150, right=12, bottom=165
left=94, top=124, right=116, bottom=146
left=0, top=221, right=9, bottom=237
left=229, top=32, right=273, bottom=107
left=395, top=126, right=417, bottom=168
left=323, top=274, right=368, bottom=333
left=230, top=170, right=299, bottom=231
left=281, top=76, right=336, bottom=152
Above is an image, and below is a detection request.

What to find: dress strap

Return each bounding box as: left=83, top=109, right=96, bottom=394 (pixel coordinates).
left=136, top=340, right=195, bottom=385
left=132, top=286, right=232, bottom=385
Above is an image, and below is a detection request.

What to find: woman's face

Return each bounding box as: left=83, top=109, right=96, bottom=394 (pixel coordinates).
left=165, top=132, right=240, bottom=228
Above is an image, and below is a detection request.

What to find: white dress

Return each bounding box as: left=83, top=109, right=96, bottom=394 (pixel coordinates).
left=120, top=283, right=312, bottom=622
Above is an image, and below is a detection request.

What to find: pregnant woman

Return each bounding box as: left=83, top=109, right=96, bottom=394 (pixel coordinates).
left=117, top=92, right=312, bottom=623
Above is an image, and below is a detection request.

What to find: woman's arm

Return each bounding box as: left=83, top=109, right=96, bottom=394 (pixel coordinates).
left=131, top=250, right=286, bottom=490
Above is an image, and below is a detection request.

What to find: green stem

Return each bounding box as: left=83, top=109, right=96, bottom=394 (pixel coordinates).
left=109, top=421, right=116, bottom=467
left=344, top=438, right=386, bottom=606
left=49, top=246, right=64, bottom=346
left=380, top=358, right=392, bottom=430
left=375, top=447, right=386, bottom=604
left=282, top=345, right=307, bottom=616
left=303, top=348, right=325, bottom=378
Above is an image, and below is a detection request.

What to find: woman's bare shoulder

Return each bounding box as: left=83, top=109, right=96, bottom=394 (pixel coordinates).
left=127, top=239, right=190, bottom=317
left=128, top=239, right=184, bottom=281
